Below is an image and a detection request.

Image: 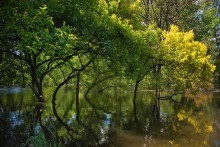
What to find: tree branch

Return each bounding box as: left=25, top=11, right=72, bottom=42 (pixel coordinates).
left=159, top=92, right=184, bottom=103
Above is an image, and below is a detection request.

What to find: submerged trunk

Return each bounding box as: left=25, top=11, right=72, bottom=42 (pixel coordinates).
left=133, top=80, right=140, bottom=124
left=151, top=63, right=161, bottom=125
left=151, top=89, right=160, bottom=125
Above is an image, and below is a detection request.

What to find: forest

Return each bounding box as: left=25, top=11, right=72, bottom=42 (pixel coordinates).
left=0, top=0, right=220, bottom=146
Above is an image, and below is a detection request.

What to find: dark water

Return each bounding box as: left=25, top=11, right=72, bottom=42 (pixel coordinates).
left=0, top=87, right=220, bottom=146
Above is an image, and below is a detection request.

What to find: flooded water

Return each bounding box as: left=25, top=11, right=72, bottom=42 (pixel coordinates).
left=0, top=87, right=219, bottom=146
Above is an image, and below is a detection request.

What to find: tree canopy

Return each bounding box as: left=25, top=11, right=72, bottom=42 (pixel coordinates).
left=0, top=0, right=217, bottom=99
left=159, top=25, right=215, bottom=91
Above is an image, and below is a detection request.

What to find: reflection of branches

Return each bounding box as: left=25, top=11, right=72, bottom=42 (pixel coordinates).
left=50, top=55, right=101, bottom=145
left=52, top=102, right=78, bottom=140
left=84, top=95, right=112, bottom=114
left=159, top=92, right=184, bottom=103
left=133, top=65, right=155, bottom=125
left=83, top=71, right=116, bottom=115
left=77, top=119, right=100, bottom=146
left=75, top=73, right=100, bottom=146
left=31, top=105, right=58, bottom=139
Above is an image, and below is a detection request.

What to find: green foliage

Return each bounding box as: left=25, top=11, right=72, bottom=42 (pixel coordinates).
left=125, top=24, right=160, bottom=79
left=158, top=25, right=215, bottom=91
left=0, top=1, right=81, bottom=99
left=1, top=5, right=77, bottom=56
left=0, top=54, right=26, bottom=87
left=0, top=0, right=217, bottom=95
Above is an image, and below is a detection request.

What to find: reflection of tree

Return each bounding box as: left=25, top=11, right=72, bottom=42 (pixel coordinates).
left=161, top=97, right=214, bottom=146
left=211, top=92, right=220, bottom=146
left=83, top=69, right=116, bottom=115
left=51, top=72, right=103, bottom=146
left=51, top=102, right=78, bottom=141
left=148, top=92, right=183, bottom=128
left=31, top=104, right=58, bottom=142
left=0, top=106, right=31, bottom=145
left=0, top=90, right=35, bottom=146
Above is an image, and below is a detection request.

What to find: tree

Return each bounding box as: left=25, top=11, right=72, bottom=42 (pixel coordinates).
left=159, top=25, right=215, bottom=92
left=1, top=0, right=153, bottom=103
left=141, top=0, right=219, bottom=82
left=146, top=25, right=216, bottom=123
left=141, top=0, right=197, bottom=30
left=135, top=0, right=218, bottom=124
left=0, top=3, right=80, bottom=101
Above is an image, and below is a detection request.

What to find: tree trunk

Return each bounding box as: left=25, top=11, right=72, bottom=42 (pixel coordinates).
left=76, top=72, right=80, bottom=122
left=155, top=89, right=161, bottom=122
left=30, top=70, right=44, bottom=102
left=151, top=64, right=161, bottom=125
left=133, top=80, right=140, bottom=124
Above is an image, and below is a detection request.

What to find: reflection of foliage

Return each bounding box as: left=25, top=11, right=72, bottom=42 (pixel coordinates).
left=162, top=97, right=213, bottom=146
left=0, top=87, right=219, bottom=146
left=23, top=130, right=61, bottom=147
left=43, top=87, right=125, bottom=146
left=171, top=98, right=213, bottom=133
left=176, top=109, right=213, bottom=133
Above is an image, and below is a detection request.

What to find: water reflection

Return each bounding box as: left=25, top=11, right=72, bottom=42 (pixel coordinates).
left=0, top=87, right=219, bottom=146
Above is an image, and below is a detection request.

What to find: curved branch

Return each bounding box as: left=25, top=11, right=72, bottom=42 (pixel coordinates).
left=159, top=92, right=184, bottom=103
left=52, top=56, right=96, bottom=103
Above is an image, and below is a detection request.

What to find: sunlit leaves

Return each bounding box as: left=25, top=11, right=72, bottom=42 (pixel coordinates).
left=159, top=25, right=215, bottom=91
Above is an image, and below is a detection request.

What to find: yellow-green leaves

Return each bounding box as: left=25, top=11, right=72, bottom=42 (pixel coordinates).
left=159, top=25, right=215, bottom=90
left=109, top=0, right=120, bottom=11
left=38, top=5, right=48, bottom=15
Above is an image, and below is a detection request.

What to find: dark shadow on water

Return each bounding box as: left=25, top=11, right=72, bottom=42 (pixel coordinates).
left=0, top=88, right=220, bottom=146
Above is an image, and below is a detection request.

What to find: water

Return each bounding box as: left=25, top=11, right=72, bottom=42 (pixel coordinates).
left=0, top=87, right=219, bottom=146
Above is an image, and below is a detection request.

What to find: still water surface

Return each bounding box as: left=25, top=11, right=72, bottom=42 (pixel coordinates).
left=0, top=87, right=219, bottom=146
